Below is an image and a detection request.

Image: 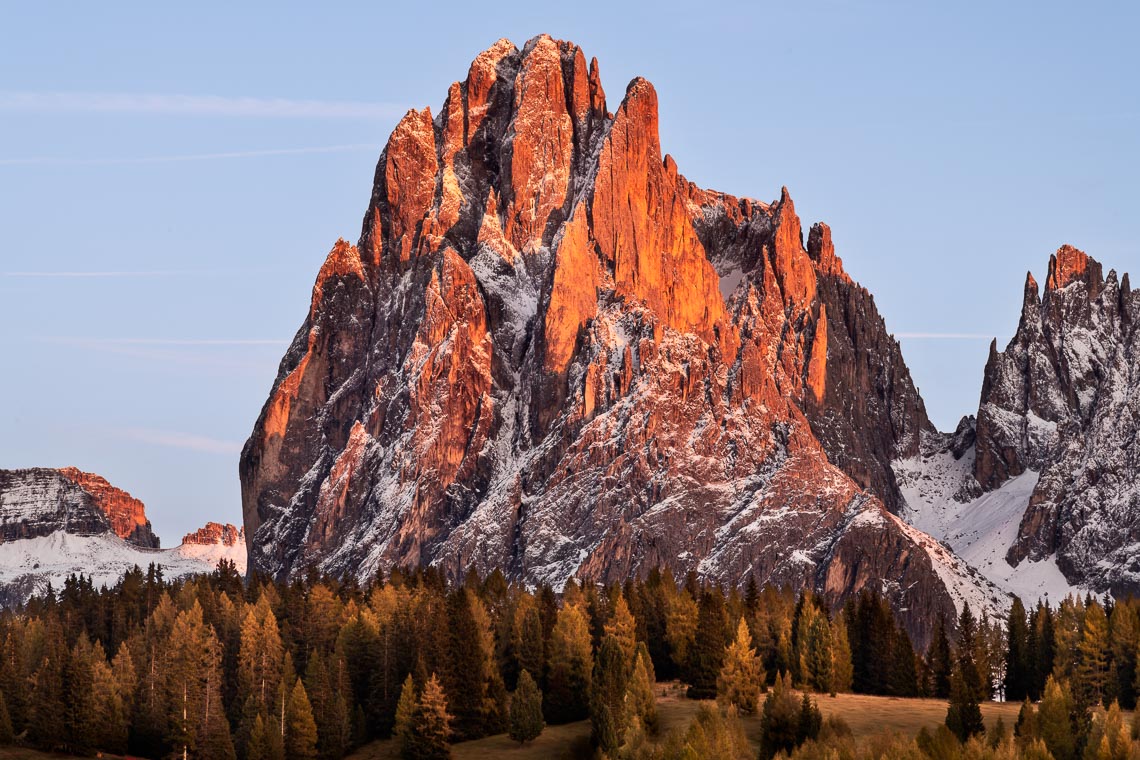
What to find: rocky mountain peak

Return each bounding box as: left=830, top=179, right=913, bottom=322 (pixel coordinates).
left=1045, top=244, right=1103, bottom=297
left=965, top=243, right=1140, bottom=592
left=240, top=35, right=988, bottom=646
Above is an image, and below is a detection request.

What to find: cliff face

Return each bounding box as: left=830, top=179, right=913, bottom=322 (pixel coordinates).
left=973, top=246, right=1140, bottom=592
left=1, top=467, right=158, bottom=548
left=182, top=522, right=244, bottom=548
left=240, top=35, right=991, bottom=645
left=57, top=466, right=159, bottom=548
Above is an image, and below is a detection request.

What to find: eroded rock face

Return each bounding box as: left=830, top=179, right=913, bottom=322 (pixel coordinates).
left=57, top=467, right=159, bottom=548
left=240, top=35, right=990, bottom=646
left=182, top=522, right=244, bottom=547
left=974, top=246, right=1140, bottom=591
left=1, top=467, right=159, bottom=548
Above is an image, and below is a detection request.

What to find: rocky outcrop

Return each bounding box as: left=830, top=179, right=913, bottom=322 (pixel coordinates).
left=973, top=246, right=1140, bottom=592
left=57, top=467, right=159, bottom=548
left=182, top=522, right=244, bottom=547
left=240, top=35, right=995, bottom=646
left=1, top=467, right=158, bottom=547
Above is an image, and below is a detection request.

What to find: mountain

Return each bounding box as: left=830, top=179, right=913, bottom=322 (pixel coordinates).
left=898, top=246, right=1138, bottom=599
left=240, top=34, right=1005, bottom=645
left=1, top=467, right=158, bottom=547
left=0, top=468, right=246, bottom=605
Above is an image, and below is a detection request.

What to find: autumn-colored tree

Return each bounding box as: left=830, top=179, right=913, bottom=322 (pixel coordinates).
left=394, top=675, right=417, bottom=757
left=627, top=650, right=658, bottom=737
left=411, top=674, right=452, bottom=760
left=1084, top=700, right=1132, bottom=760
left=239, top=596, right=285, bottom=716
left=1076, top=600, right=1111, bottom=707
left=1038, top=675, right=1077, bottom=760
left=717, top=617, right=763, bottom=714
left=830, top=611, right=854, bottom=694
left=544, top=602, right=592, bottom=724
left=604, top=591, right=638, bottom=670
left=284, top=678, right=318, bottom=760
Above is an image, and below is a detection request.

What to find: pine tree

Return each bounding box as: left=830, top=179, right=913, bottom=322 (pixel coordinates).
left=946, top=663, right=985, bottom=742
left=686, top=590, right=728, bottom=699
left=626, top=650, right=658, bottom=734
left=589, top=635, right=629, bottom=755
left=604, top=591, right=638, bottom=670
left=62, top=636, right=98, bottom=754
left=1038, top=675, right=1077, bottom=760
left=544, top=602, right=592, bottom=724
left=1016, top=698, right=1039, bottom=741
left=410, top=674, right=451, bottom=760
left=508, top=669, right=544, bottom=744
left=1076, top=600, right=1111, bottom=708
left=394, top=675, right=417, bottom=757
left=304, top=652, right=348, bottom=760
left=266, top=715, right=287, bottom=760
left=1032, top=603, right=1056, bottom=699
left=27, top=620, right=66, bottom=750
left=515, top=604, right=545, bottom=690
left=284, top=678, right=318, bottom=760
left=247, top=712, right=271, bottom=760
left=443, top=588, right=491, bottom=741
left=830, top=612, right=853, bottom=694
left=239, top=597, right=285, bottom=716
left=717, top=617, right=763, bottom=714
left=1108, top=602, right=1138, bottom=709
left=945, top=605, right=986, bottom=742
left=1005, top=597, right=1032, bottom=702
left=928, top=614, right=953, bottom=699
left=664, top=581, right=699, bottom=678
left=759, top=672, right=801, bottom=760
left=796, top=692, right=822, bottom=744
left=1085, top=700, right=1131, bottom=760
left=804, top=614, right=834, bottom=694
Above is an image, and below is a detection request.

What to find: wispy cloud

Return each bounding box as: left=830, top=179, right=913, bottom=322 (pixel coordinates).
left=895, top=332, right=1001, bottom=340
left=2, top=269, right=247, bottom=277
left=24, top=336, right=289, bottom=374
left=39, top=337, right=290, bottom=347
left=0, top=91, right=407, bottom=120
left=0, top=143, right=380, bottom=167
left=118, top=427, right=242, bottom=455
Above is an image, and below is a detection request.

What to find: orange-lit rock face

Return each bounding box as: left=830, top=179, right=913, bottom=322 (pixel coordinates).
left=240, top=35, right=949, bottom=645
left=502, top=35, right=573, bottom=252
left=591, top=78, right=725, bottom=342
left=384, top=108, right=438, bottom=264
left=57, top=467, right=158, bottom=548
left=543, top=206, right=598, bottom=375
left=182, top=521, right=244, bottom=547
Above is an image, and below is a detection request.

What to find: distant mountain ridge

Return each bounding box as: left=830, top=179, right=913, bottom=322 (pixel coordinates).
left=0, top=467, right=245, bottom=605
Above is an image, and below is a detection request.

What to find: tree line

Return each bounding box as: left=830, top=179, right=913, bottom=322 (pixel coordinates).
left=0, top=560, right=1135, bottom=760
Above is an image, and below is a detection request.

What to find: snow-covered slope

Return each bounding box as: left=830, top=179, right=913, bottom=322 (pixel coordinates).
left=896, top=437, right=1084, bottom=604
left=0, top=530, right=247, bottom=606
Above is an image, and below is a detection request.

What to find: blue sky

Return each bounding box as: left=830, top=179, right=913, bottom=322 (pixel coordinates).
left=2, top=1, right=1137, bottom=542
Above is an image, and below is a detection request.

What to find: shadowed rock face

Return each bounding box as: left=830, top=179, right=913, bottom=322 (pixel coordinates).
left=240, top=35, right=986, bottom=647
left=975, top=246, right=1140, bottom=592
left=1, top=467, right=159, bottom=548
